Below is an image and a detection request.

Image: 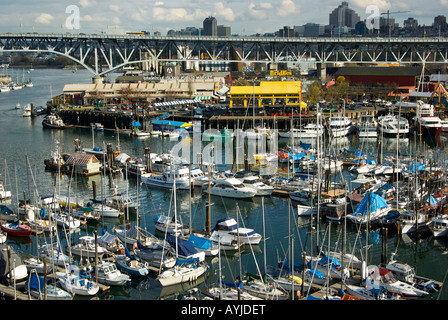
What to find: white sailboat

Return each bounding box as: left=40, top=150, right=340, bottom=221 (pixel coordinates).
left=156, top=180, right=208, bottom=287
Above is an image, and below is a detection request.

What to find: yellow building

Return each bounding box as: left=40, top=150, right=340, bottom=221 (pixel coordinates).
left=229, top=81, right=306, bottom=110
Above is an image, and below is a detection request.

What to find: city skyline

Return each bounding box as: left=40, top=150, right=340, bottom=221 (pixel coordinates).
left=0, top=0, right=445, bottom=36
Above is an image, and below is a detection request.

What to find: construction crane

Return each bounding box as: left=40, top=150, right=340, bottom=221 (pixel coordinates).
left=380, top=10, right=411, bottom=37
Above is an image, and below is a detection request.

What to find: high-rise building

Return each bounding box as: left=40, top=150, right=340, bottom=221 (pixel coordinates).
left=434, top=15, right=447, bottom=32
left=217, top=25, right=231, bottom=37
left=329, top=2, right=360, bottom=29
left=203, top=16, right=217, bottom=36
left=403, top=17, right=418, bottom=29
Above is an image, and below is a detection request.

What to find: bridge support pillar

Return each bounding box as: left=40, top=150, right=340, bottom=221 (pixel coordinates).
left=317, top=63, right=327, bottom=82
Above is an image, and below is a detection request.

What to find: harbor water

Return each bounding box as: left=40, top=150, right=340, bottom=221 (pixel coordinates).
left=0, top=68, right=447, bottom=300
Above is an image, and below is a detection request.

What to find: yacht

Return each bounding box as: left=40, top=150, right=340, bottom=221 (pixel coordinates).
left=278, top=123, right=323, bottom=139
left=240, top=175, right=274, bottom=196
left=202, top=178, right=257, bottom=199
left=414, top=116, right=443, bottom=137
left=328, top=116, right=354, bottom=137
left=377, top=115, right=409, bottom=136
left=141, top=167, right=193, bottom=190
left=211, top=218, right=262, bottom=245
left=431, top=214, right=448, bottom=238
left=358, top=114, right=378, bottom=138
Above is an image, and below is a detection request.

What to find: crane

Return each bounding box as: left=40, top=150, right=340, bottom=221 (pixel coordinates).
left=380, top=10, right=411, bottom=36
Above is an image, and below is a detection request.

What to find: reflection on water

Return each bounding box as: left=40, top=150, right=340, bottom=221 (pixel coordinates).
left=1, top=69, right=447, bottom=300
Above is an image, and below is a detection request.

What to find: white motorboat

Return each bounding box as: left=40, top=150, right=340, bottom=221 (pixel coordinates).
left=396, top=211, right=431, bottom=235
left=126, top=160, right=147, bottom=176
left=141, top=167, right=192, bottom=190
left=369, top=266, right=428, bottom=298
left=358, top=114, right=378, bottom=138
left=431, top=214, right=448, bottom=238
left=240, top=175, right=274, bottom=196
left=415, top=116, right=443, bottom=137
left=135, top=130, right=150, bottom=137
left=278, top=123, right=323, bottom=139
left=241, top=278, right=289, bottom=300
left=94, top=260, right=131, bottom=286
left=377, top=115, right=409, bottom=136
left=202, top=178, right=257, bottom=199
left=211, top=218, right=262, bottom=245
left=328, top=116, right=354, bottom=137
left=56, top=270, right=99, bottom=296
left=67, top=235, right=108, bottom=259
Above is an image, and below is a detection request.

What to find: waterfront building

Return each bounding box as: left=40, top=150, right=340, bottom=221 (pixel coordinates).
left=333, top=66, right=422, bottom=94
left=228, top=80, right=306, bottom=109
left=60, top=77, right=223, bottom=106
left=64, top=153, right=101, bottom=176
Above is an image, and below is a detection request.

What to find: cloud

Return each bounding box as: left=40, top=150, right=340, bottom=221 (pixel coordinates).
left=276, top=0, right=299, bottom=17
left=109, top=5, right=120, bottom=12
left=351, top=0, right=391, bottom=12
left=214, top=2, right=236, bottom=22
left=79, top=0, right=97, bottom=8
left=248, top=3, right=273, bottom=20
left=35, top=13, right=54, bottom=24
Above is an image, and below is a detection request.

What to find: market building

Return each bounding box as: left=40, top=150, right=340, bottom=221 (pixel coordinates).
left=228, top=80, right=306, bottom=109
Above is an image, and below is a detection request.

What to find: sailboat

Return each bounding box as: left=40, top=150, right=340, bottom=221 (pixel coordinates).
left=114, top=247, right=150, bottom=277
left=156, top=180, right=208, bottom=287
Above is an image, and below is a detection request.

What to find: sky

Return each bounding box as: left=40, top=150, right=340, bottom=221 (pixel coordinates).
left=0, top=0, right=445, bottom=35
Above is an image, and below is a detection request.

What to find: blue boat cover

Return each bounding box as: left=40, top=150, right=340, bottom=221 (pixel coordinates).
left=166, top=235, right=198, bottom=257
left=188, top=234, right=214, bottom=250
left=125, top=247, right=136, bottom=260
left=319, top=255, right=343, bottom=269
left=0, top=205, right=14, bottom=215
left=343, top=148, right=364, bottom=157
left=220, top=280, right=243, bottom=290
left=26, top=274, right=49, bottom=291
left=353, top=192, right=388, bottom=217
left=425, top=195, right=438, bottom=208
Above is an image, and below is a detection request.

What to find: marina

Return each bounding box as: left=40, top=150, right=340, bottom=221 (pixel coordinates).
left=0, top=68, right=448, bottom=303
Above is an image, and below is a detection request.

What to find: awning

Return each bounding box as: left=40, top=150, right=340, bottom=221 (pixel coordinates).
left=153, top=99, right=200, bottom=107
left=195, top=96, right=216, bottom=100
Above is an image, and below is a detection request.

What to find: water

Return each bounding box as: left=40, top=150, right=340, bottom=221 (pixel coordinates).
left=0, top=68, right=447, bottom=300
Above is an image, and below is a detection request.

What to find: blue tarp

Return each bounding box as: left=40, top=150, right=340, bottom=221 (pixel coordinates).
left=221, top=280, right=243, bottom=290
left=188, top=234, right=214, bottom=250
left=40, top=208, right=46, bottom=219
left=405, top=162, right=425, bottom=173
left=0, top=205, right=14, bottom=215
left=131, top=121, right=142, bottom=127
left=319, top=255, right=343, bottom=269
left=125, top=247, right=136, bottom=260
left=353, top=192, right=388, bottom=217
left=425, top=195, right=438, bottom=208
left=344, top=148, right=364, bottom=157
left=166, top=235, right=198, bottom=257
left=26, top=274, right=49, bottom=291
